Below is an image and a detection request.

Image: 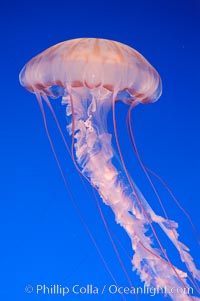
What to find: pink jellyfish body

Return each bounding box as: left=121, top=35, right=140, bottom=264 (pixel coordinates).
left=19, top=38, right=200, bottom=300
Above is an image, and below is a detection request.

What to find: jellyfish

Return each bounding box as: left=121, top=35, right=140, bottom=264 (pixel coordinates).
left=19, top=38, right=200, bottom=300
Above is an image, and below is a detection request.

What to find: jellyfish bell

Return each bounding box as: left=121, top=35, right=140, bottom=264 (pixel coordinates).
left=19, top=38, right=200, bottom=301
left=19, top=38, right=162, bottom=104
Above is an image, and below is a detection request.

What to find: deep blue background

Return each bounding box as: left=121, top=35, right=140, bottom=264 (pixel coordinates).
left=0, top=0, right=200, bottom=300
